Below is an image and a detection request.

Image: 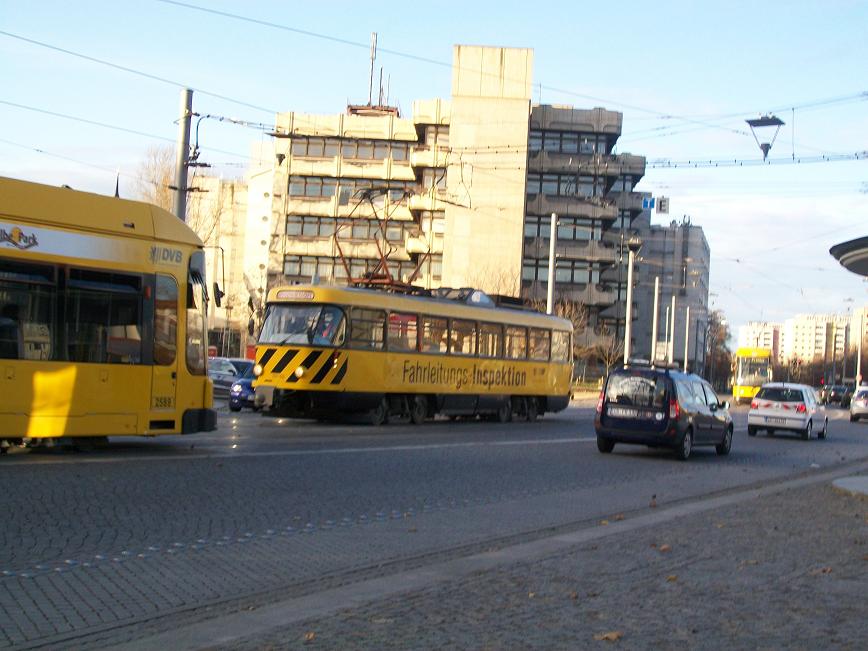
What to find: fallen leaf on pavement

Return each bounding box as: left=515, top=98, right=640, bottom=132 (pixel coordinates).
left=569, top=591, right=579, bottom=600
left=600, top=520, right=609, bottom=526
left=810, top=566, right=832, bottom=576
left=738, top=559, right=759, bottom=569
left=658, top=544, right=671, bottom=553
left=614, top=514, right=625, bottom=521
left=594, top=631, right=623, bottom=642
left=407, top=527, right=418, bottom=533
left=666, top=575, right=678, bottom=582
left=649, top=497, right=657, bottom=508
left=304, top=631, right=316, bottom=642
left=528, top=591, right=536, bottom=598
left=715, top=523, right=725, bottom=529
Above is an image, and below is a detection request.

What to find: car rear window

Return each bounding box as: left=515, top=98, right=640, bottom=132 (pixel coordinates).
left=755, top=387, right=804, bottom=402
left=605, top=371, right=669, bottom=408
left=855, top=390, right=868, bottom=400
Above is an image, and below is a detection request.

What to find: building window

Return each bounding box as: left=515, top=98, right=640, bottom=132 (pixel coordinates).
left=288, top=176, right=337, bottom=198
left=422, top=168, right=446, bottom=191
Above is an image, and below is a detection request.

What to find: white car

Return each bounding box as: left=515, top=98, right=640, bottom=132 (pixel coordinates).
left=747, top=383, right=827, bottom=440
left=850, top=387, right=868, bottom=422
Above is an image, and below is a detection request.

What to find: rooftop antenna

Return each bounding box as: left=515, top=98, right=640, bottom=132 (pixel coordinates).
left=368, top=32, right=377, bottom=106
left=746, top=114, right=785, bottom=160
left=378, top=66, right=384, bottom=106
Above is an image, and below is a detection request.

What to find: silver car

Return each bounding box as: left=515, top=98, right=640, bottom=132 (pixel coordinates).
left=849, top=388, right=868, bottom=422
left=747, top=383, right=828, bottom=439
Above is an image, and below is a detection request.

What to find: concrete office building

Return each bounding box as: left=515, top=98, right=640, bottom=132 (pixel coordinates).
left=209, top=44, right=708, bottom=361
left=634, top=218, right=711, bottom=371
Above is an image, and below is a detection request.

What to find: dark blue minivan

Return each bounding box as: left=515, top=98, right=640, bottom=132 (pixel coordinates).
left=594, top=364, right=733, bottom=460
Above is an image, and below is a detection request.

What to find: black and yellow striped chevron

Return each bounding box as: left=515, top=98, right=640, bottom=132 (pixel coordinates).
left=256, top=347, right=348, bottom=386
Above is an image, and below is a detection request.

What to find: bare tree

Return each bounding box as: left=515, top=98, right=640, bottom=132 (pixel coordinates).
left=134, top=145, right=174, bottom=211
left=593, top=328, right=624, bottom=378
left=527, top=297, right=592, bottom=363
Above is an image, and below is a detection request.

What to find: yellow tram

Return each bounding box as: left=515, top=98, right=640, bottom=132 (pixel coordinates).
left=253, top=285, right=573, bottom=424
left=0, top=177, right=216, bottom=449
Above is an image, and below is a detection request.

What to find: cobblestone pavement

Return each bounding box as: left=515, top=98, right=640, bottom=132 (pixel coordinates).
left=220, top=477, right=868, bottom=651
left=0, top=406, right=865, bottom=649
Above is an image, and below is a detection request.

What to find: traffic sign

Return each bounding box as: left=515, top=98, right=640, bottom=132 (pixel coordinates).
left=642, top=197, right=655, bottom=210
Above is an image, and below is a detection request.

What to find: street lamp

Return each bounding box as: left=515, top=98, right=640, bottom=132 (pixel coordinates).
left=623, top=236, right=642, bottom=364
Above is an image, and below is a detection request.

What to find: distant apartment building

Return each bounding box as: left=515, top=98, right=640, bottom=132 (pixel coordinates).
left=634, top=218, right=711, bottom=370
left=738, top=321, right=782, bottom=362
left=206, top=44, right=710, bottom=360
left=779, top=311, right=864, bottom=363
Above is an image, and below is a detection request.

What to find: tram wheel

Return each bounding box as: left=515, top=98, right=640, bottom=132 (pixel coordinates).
left=526, top=398, right=538, bottom=422
left=496, top=400, right=512, bottom=423
left=369, top=398, right=389, bottom=427
left=409, top=396, right=427, bottom=425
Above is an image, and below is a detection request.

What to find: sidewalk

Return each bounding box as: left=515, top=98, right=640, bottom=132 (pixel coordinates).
left=216, top=474, right=867, bottom=651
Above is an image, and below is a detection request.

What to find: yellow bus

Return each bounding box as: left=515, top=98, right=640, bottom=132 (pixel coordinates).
left=253, top=285, right=573, bottom=424
left=732, top=347, right=773, bottom=404
left=0, top=176, right=216, bottom=450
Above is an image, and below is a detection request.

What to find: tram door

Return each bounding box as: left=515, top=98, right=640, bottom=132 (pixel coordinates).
left=151, top=274, right=179, bottom=423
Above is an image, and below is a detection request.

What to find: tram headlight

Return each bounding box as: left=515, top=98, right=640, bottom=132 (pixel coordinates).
left=294, top=366, right=306, bottom=379
left=253, top=364, right=263, bottom=377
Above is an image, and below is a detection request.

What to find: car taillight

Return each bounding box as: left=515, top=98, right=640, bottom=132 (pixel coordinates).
left=596, top=391, right=604, bottom=414
left=750, top=400, right=758, bottom=410
left=796, top=403, right=806, bottom=413
left=669, top=398, right=679, bottom=419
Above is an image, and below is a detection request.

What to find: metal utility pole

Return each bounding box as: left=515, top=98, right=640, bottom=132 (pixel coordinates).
left=683, top=305, right=690, bottom=372
left=664, top=305, right=670, bottom=360
left=858, top=310, right=863, bottom=386
left=173, top=88, right=193, bottom=222
left=546, top=213, right=557, bottom=314
left=651, top=276, right=660, bottom=363
left=668, top=295, right=676, bottom=364
left=622, top=237, right=642, bottom=365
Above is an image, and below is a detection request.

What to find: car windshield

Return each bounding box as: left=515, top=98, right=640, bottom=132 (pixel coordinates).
left=259, top=304, right=346, bottom=346
left=605, top=371, right=669, bottom=408
left=756, top=387, right=803, bottom=402
left=230, top=360, right=253, bottom=376
left=736, top=358, right=770, bottom=386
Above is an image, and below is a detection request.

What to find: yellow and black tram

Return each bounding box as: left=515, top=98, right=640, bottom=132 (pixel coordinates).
left=0, top=176, right=216, bottom=450
left=253, top=285, right=573, bottom=424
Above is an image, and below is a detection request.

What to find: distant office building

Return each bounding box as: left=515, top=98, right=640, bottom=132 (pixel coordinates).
left=634, top=218, right=711, bottom=371
left=779, top=312, right=860, bottom=363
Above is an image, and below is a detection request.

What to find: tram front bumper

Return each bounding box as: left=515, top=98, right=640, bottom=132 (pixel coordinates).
left=254, top=385, right=275, bottom=409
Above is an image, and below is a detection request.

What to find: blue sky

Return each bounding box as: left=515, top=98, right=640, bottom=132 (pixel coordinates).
left=2, top=0, right=867, bottom=335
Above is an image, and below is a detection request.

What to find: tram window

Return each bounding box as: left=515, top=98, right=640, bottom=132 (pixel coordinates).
left=450, top=319, right=476, bottom=356
left=348, top=308, right=385, bottom=350
left=67, top=268, right=143, bottom=364
left=154, top=274, right=178, bottom=365
left=0, top=260, right=56, bottom=361
left=529, top=328, right=551, bottom=361
left=387, top=312, right=418, bottom=351
left=552, top=330, right=571, bottom=362
left=504, top=326, right=527, bottom=359
left=478, top=323, right=502, bottom=358
left=421, top=315, right=448, bottom=353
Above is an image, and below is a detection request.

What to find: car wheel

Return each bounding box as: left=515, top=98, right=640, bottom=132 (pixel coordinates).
left=818, top=418, right=828, bottom=439
left=850, top=414, right=857, bottom=423
left=676, top=429, right=693, bottom=461
left=716, top=427, right=733, bottom=456
left=802, top=420, right=812, bottom=440
left=369, top=398, right=389, bottom=427
left=229, top=405, right=242, bottom=412
left=596, top=435, right=615, bottom=454
left=409, top=396, right=427, bottom=425
left=747, top=425, right=757, bottom=437
left=767, top=429, right=775, bottom=437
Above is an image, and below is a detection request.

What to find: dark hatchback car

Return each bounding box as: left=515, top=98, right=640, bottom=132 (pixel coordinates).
left=827, top=384, right=853, bottom=407
left=594, top=364, right=733, bottom=460
left=228, top=365, right=258, bottom=412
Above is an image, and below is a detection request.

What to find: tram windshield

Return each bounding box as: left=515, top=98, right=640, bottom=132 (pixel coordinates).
left=259, top=304, right=346, bottom=346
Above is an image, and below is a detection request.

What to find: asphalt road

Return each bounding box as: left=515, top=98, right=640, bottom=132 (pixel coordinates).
left=1, top=401, right=866, bottom=649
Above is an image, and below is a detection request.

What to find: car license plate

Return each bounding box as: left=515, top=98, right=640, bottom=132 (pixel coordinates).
left=765, top=417, right=787, bottom=425
left=608, top=406, right=638, bottom=418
